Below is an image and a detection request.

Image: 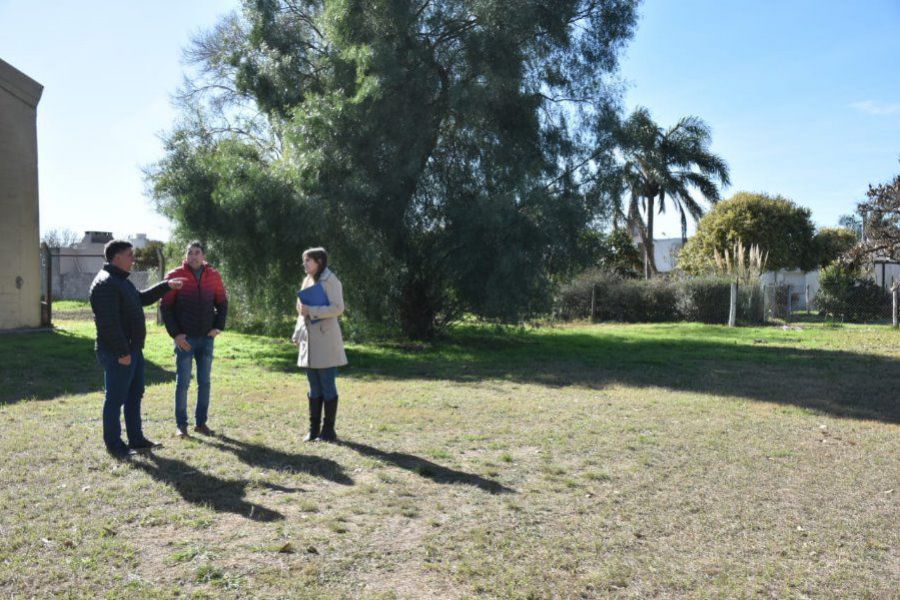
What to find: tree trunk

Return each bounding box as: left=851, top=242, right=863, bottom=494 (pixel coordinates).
left=643, top=195, right=658, bottom=279
left=398, top=270, right=440, bottom=340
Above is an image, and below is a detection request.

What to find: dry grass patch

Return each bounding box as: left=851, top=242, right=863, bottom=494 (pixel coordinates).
left=0, top=316, right=897, bottom=597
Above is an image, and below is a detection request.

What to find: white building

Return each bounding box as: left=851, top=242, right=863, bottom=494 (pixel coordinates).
left=129, top=233, right=150, bottom=249
left=652, top=238, right=685, bottom=273
left=759, top=270, right=820, bottom=311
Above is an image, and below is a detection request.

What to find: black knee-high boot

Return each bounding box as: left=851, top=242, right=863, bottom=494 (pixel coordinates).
left=305, top=396, right=323, bottom=442
left=319, top=397, right=339, bottom=442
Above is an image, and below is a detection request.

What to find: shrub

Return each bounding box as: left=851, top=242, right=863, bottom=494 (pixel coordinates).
left=739, top=283, right=766, bottom=324
left=557, top=270, right=766, bottom=324
left=676, top=277, right=731, bottom=324
left=816, top=262, right=891, bottom=322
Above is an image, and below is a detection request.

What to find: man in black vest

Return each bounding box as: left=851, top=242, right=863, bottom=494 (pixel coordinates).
left=90, top=240, right=185, bottom=458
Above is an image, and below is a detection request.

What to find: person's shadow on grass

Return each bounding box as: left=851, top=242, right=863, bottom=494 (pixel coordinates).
left=339, top=440, right=514, bottom=495
left=130, top=452, right=293, bottom=522
left=200, top=434, right=355, bottom=486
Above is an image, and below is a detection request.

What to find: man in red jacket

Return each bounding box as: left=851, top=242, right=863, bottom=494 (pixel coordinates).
left=160, top=241, right=228, bottom=437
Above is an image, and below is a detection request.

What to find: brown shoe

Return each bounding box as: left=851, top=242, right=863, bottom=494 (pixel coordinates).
left=194, top=424, right=215, bottom=436
left=176, top=426, right=189, bottom=438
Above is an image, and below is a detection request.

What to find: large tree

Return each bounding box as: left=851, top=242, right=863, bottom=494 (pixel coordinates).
left=678, top=192, right=819, bottom=274
left=813, top=227, right=857, bottom=268
left=614, top=107, right=730, bottom=278
left=149, top=0, right=639, bottom=338
left=854, top=172, right=900, bottom=262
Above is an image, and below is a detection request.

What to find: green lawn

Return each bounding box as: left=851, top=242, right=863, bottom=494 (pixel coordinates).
left=0, top=311, right=897, bottom=598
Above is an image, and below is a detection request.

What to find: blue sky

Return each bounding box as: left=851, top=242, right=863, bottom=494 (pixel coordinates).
left=620, top=0, right=900, bottom=238
left=1, top=0, right=898, bottom=242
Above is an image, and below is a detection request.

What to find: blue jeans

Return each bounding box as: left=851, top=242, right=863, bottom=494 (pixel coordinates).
left=97, top=349, right=145, bottom=449
left=174, top=336, right=215, bottom=428
left=306, top=367, right=338, bottom=401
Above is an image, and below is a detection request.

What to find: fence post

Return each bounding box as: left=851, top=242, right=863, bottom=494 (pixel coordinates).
left=41, top=243, right=52, bottom=327
left=590, top=285, right=596, bottom=323
left=893, top=285, right=898, bottom=329
left=728, top=281, right=737, bottom=327
left=786, top=285, right=792, bottom=322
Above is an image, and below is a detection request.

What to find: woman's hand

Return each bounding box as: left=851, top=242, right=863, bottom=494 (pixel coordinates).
left=300, top=304, right=310, bottom=317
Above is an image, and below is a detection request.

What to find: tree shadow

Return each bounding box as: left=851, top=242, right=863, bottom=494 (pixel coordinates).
left=0, top=329, right=174, bottom=405
left=331, top=328, right=900, bottom=424
left=199, top=434, right=355, bottom=486
left=339, top=440, right=514, bottom=494
left=130, top=451, right=291, bottom=522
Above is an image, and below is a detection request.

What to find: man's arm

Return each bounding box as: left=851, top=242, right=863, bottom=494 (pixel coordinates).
left=212, top=272, right=228, bottom=331
left=138, top=280, right=174, bottom=306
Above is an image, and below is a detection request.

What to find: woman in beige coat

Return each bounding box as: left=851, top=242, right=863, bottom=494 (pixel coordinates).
left=292, top=247, right=347, bottom=442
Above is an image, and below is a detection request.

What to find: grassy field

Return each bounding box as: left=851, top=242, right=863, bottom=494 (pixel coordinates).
left=0, top=304, right=897, bottom=598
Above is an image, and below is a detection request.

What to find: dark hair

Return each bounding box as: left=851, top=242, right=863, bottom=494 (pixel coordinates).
left=186, top=240, right=205, bottom=253
left=303, top=247, right=328, bottom=282
left=104, top=240, right=133, bottom=262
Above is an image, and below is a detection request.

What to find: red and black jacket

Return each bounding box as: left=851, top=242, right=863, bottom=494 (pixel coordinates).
left=160, top=261, right=228, bottom=338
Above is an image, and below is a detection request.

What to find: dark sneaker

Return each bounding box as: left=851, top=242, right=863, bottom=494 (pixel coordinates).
left=107, top=445, right=137, bottom=459
left=194, top=424, right=215, bottom=436
left=129, top=438, right=163, bottom=451
left=176, top=426, right=189, bottom=438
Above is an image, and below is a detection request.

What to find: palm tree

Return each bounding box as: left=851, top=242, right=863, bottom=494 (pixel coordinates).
left=615, top=107, right=730, bottom=278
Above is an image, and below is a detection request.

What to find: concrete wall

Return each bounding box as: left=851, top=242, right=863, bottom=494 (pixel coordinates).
left=760, top=270, right=820, bottom=311
left=47, top=271, right=157, bottom=301
left=0, top=58, right=43, bottom=329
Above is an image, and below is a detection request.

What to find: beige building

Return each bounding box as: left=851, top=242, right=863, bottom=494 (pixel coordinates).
left=0, top=58, right=43, bottom=329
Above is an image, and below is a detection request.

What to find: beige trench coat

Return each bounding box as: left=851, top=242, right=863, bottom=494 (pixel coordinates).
left=292, top=268, right=348, bottom=369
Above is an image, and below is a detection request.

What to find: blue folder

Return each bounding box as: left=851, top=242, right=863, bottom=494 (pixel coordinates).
left=297, top=283, right=329, bottom=322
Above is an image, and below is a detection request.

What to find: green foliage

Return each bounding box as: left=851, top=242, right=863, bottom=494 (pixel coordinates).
left=613, top=107, right=730, bottom=277
left=854, top=171, right=900, bottom=263
left=678, top=192, right=818, bottom=275
left=837, top=214, right=863, bottom=239
left=816, top=261, right=890, bottom=322
left=556, top=270, right=679, bottom=323
left=674, top=277, right=730, bottom=324
left=133, top=240, right=166, bottom=272
left=148, top=0, right=639, bottom=339
left=813, top=227, right=857, bottom=268
left=557, top=270, right=764, bottom=324
left=596, top=228, right=643, bottom=278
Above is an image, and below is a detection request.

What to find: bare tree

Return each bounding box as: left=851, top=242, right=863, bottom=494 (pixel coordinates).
left=41, top=228, right=80, bottom=248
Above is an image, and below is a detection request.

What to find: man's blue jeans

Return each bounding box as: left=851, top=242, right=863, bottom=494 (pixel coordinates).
left=97, top=349, right=145, bottom=450
left=306, top=367, right=338, bottom=401
left=174, top=336, right=215, bottom=428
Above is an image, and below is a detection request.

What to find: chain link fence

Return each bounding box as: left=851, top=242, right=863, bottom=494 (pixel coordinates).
left=763, top=281, right=897, bottom=324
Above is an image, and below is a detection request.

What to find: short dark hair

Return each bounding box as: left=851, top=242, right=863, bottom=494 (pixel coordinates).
left=186, top=240, right=205, bottom=253
left=104, top=240, right=133, bottom=262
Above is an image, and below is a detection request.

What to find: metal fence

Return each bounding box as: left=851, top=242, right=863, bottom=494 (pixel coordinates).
left=763, top=281, right=897, bottom=324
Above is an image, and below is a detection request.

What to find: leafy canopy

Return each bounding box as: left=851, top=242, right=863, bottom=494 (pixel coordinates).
left=678, top=192, right=818, bottom=274
left=149, top=0, right=639, bottom=338
left=613, top=106, right=730, bottom=277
